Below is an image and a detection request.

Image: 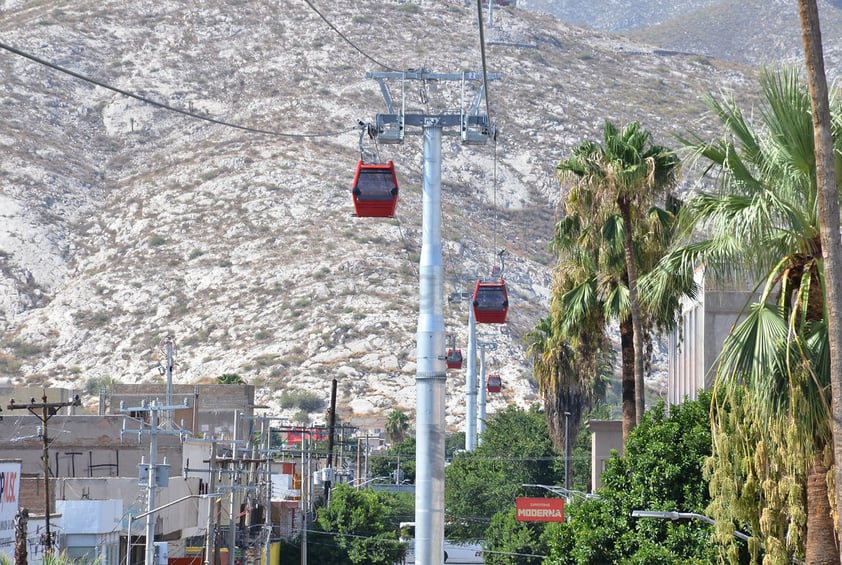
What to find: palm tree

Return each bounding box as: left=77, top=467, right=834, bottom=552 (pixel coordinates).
left=671, top=68, right=842, bottom=562
left=556, top=121, right=681, bottom=436
left=798, top=0, right=842, bottom=556
left=524, top=315, right=597, bottom=453
left=385, top=410, right=410, bottom=445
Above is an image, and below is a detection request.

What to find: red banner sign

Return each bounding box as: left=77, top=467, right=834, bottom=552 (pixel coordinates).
left=516, top=497, right=565, bottom=522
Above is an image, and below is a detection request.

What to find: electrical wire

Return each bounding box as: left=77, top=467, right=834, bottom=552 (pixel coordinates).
left=300, top=0, right=400, bottom=72
left=0, top=41, right=354, bottom=139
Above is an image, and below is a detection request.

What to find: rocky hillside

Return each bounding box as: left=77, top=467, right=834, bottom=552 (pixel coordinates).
left=625, top=0, right=842, bottom=75
left=520, top=0, right=842, bottom=77
left=0, top=0, right=760, bottom=429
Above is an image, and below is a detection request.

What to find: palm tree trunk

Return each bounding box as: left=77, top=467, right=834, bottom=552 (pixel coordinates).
left=805, top=454, right=839, bottom=564
left=619, top=200, right=646, bottom=427
left=798, top=1, right=842, bottom=557
left=620, top=315, right=636, bottom=441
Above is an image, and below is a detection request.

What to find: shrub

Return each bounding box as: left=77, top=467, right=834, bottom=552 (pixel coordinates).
left=279, top=390, right=325, bottom=412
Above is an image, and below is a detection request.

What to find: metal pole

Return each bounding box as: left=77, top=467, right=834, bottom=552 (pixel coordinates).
left=228, top=410, right=240, bottom=565
left=165, top=338, right=174, bottom=422
left=263, top=420, right=272, bottom=565
left=355, top=438, right=362, bottom=489
left=299, top=429, right=306, bottom=565
left=465, top=306, right=477, bottom=452
left=204, top=443, right=217, bottom=565
left=478, top=345, right=487, bottom=443
left=144, top=403, right=159, bottom=565
left=42, top=403, right=52, bottom=553
left=128, top=514, right=134, bottom=565
left=415, top=123, right=446, bottom=565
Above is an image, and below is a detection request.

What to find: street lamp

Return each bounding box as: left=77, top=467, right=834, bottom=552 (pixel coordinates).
left=351, top=476, right=391, bottom=488
left=127, top=493, right=222, bottom=565
left=630, top=510, right=752, bottom=543
left=522, top=483, right=596, bottom=505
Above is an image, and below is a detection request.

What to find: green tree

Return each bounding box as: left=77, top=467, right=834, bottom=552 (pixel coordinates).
left=556, top=121, right=681, bottom=438
left=543, top=395, right=720, bottom=564
left=368, top=437, right=416, bottom=484
left=662, top=68, right=841, bottom=563
left=445, top=405, right=563, bottom=540
left=483, top=508, right=547, bottom=565
left=524, top=315, right=599, bottom=456
left=445, top=432, right=466, bottom=459
left=308, top=483, right=405, bottom=565
left=385, top=409, right=410, bottom=445
left=216, top=373, right=244, bottom=384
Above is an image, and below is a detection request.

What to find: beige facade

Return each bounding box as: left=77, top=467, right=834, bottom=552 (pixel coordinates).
left=108, top=383, right=256, bottom=440
left=585, top=420, right=623, bottom=491
left=668, top=266, right=757, bottom=405
left=1, top=414, right=185, bottom=478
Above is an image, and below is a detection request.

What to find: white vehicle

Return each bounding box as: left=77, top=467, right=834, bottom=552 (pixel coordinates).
left=398, top=522, right=484, bottom=564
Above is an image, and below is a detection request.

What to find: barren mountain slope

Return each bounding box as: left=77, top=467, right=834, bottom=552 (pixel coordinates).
left=625, top=0, right=842, bottom=75
left=0, top=0, right=757, bottom=428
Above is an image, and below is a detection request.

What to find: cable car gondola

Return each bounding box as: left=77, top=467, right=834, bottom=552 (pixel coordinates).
left=487, top=375, right=502, bottom=393
left=446, top=349, right=463, bottom=370
left=352, top=160, right=399, bottom=217
left=472, top=279, right=509, bottom=324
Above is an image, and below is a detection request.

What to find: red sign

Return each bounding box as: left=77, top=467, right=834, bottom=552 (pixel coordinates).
left=516, top=497, right=565, bottom=522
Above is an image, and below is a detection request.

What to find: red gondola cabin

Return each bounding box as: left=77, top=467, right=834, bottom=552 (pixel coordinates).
left=352, top=160, right=399, bottom=217
left=446, top=349, right=463, bottom=369
left=472, top=279, right=509, bottom=324
left=487, top=375, right=502, bottom=393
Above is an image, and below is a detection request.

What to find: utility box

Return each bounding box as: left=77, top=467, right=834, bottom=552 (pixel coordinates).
left=153, top=542, right=168, bottom=565
left=138, top=463, right=170, bottom=487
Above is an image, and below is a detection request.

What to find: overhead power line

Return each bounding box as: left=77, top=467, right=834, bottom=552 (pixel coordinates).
left=0, top=40, right=353, bottom=139
left=300, top=0, right=399, bottom=72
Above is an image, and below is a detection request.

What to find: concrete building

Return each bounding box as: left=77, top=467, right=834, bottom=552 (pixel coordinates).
left=584, top=267, right=756, bottom=493
left=585, top=420, right=623, bottom=491
left=1, top=414, right=185, bottom=478
left=0, top=383, right=261, bottom=563
left=108, top=383, right=256, bottom=440
left=16, top=476, right=208, bottom=565
left=668, top=266, right=757, bottom=405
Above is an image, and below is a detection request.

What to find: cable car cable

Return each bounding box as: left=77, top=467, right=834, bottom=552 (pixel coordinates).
left=300, top=0, right=400, bottom=72
left=475, top=0, right=493, bottom=120
left=473, top=0, right=503, bottom=275
left=394, top=213, right=419, bottom=278
left=0, top=40, right=354, bottom=139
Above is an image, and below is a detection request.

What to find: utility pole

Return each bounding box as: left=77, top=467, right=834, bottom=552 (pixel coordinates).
left=158, top=335, right=176, bottom=430
left=205, top=444, right=218, bottom=565
left=240, top=413, right=290, bottom=565
left=324, top=378, right=337, bottom=505
left=228, top=410, right=240, bottom=565
left=120, top=398, right=188, bottom=565
left=300, top=426, right=310, bottom=565
left=7, top=390, right=81, bottom=554
left=366, top=68, right=499, bottom=564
